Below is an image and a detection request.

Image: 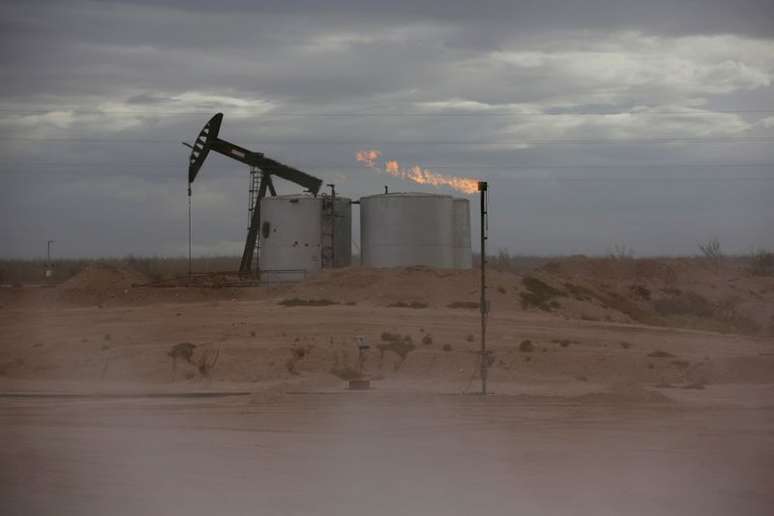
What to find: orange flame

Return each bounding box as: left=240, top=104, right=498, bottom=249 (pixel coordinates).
left=355, top=149, right=382, bottom=168
left=356, top=150, right=478, bottom=194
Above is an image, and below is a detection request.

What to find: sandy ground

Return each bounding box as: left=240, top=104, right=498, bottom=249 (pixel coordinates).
left=1, top=393, right=773, bottom=516
left=1, top=262, right=773, bottom=515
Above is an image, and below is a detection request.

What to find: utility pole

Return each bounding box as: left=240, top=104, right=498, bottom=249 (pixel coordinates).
left=45, top=240, right=55, bottom=280
left=478, top=181, right=489, bottom=395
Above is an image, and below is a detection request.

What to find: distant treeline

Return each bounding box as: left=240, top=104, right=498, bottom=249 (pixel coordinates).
left=1, top=249, right=770, bottom=285
left=0, top=256, right=240, bottom=285
left=0, top=253, right=551, bottom=285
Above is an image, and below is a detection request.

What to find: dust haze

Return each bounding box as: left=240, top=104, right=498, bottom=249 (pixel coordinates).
left=2, top=1, right=774, bottom=515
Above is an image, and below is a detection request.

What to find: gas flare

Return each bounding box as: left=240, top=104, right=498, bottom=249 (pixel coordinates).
left=356, top=150, right=478, bottom=194
left=355, top=149, right=382, bottom=168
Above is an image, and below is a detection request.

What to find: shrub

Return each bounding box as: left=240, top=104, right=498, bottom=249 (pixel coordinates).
left=291, top=346, right=308, bottom=360
left=749, top=249, right=774, bottom=276
left=442, top=343, right=452, bottom=352
left=168, top=342, right=196, bottom=364
left=520, top=276, right=564, bottom=311
left=629, top=285, right=651, bottom=300
left=378, top=341, right=415, bottom=360
left=380, top=331, right=402, bottom=343
left=197, top=346, right=221, bottom=376
left=648, top=350, right=675, bottom=358
left=378, top=334, right=415, bottom=360
left=519, top=339, right=534, bottom=353
left=421, top=334, right=433, bottom=346
left=609, top=244, right=634, bottom=260
left=466, top=333, right=475, bottom=342
left=698, top=237, right=722, bottom=262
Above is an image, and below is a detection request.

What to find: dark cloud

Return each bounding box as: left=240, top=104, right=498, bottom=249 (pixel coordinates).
left=0, top=0, right=773, bottom=258
left=69, top=0, right=774, bottom=40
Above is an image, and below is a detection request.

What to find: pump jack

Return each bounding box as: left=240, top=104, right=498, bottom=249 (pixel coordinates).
left=185, top=113, right=323, bottom=275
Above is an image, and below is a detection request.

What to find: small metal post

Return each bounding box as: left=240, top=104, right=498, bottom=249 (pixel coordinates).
left=355, top=336, right=369, bottom=374
left=478, top=181, right=489, bottom=395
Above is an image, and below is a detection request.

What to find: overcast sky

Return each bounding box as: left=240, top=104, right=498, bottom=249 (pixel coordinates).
left=1, top=0, right=773, bottom=259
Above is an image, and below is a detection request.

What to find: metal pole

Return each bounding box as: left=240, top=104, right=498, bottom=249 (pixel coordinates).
left=188, top=185, right=192, bottom=282
left=47, top=240, right=54, bottom=266
left=328, top=183, right=336, bottom=267
left=478, top=181, right=488, bottom=395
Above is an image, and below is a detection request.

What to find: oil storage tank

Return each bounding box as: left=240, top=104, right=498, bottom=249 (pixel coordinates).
left=452, top=198, right=472, bottom=268
left=360, top=192, right=457, bottom=268
left=259, top=194, right=351, bottom=282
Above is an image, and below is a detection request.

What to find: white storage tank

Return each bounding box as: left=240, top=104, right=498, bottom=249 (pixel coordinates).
left=452, top=198, right=472, bottom=269
left=260, top=195, right=322, bottom=282
left=360, top=192, right=456, bottom=268
left=259, top=194, right=352, bottom=282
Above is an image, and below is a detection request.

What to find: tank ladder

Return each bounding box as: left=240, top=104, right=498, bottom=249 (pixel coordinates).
left=247, top=166, right=261, bottom=270
left=320, top=184, right=337, bottom=269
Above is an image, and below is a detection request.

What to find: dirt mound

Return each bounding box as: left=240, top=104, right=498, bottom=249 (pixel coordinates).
left=528, top=257, right=774, bottom=335
left=282, top=266, right=522, bottom=309
left=60, top=264, right=149, bottom=291
left=277, top=259, right=774, bottom=336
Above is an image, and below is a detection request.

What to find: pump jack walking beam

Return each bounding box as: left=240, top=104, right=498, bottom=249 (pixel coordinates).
left=187, top=114, right=322, bottom=194
left=185, top=113, right=323, bottom=275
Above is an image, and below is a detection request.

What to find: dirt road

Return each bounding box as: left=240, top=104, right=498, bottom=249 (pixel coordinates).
left=1, top=392, right=773, bottom=516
